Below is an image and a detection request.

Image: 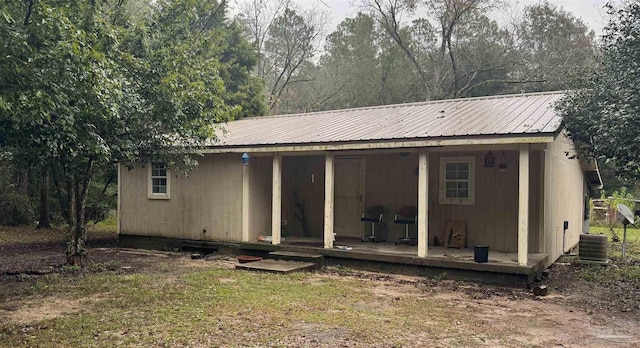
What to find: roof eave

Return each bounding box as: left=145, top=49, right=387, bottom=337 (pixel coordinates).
left=202, top=133, right=557, bottom=154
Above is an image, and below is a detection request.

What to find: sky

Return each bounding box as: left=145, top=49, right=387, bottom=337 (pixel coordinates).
left=282, top=0, right=615, bottom=36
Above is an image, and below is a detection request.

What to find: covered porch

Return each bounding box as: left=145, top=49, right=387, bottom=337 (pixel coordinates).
left=240, top=142, right=547, bottom=273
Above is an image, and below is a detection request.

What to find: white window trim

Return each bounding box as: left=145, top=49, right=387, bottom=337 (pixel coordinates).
left=439, top=156, right=475, bottom=205
left=148, top=163, right=170, bottom=200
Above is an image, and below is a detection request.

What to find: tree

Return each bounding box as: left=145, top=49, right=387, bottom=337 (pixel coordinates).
left=513, top=1, right=596, bottom=92
left=0, top=0, right=264, bottom=264
left=557, top=2, right=640, bottom=180
left=312, top=13, right=383, bottom=110
left=362, top=0, right=506, bottom=99
left=237, top=1, right=327, bottom=113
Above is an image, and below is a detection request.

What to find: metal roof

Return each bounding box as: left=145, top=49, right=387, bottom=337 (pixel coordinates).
left=212, top=91, right=564, bottom=148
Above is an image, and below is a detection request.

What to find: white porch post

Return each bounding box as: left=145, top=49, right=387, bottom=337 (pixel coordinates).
left=417, top=151, right=429, bottom=257
left=241, top=158, right=250, bottom=242
left=518, top=144, right=530, bottom=266
left=271, top=154, right=282, bottom=245
left=324, top=153, right=335, bottom=249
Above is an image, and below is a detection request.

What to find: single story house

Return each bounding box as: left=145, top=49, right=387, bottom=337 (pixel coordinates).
left=118, top=91, right=602, bottom=283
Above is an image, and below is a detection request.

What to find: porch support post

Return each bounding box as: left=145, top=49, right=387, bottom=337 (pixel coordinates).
left=417, top=151, right=429, bottom=257
left=242, top=159, right=250, bottom=242
left=324, top=153, right=335, bottom=249
left=271, top=154, right=282, bottom=245
left=518, top=144, right=530, bottom=266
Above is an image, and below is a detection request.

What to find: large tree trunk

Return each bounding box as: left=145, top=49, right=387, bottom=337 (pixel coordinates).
left=66, top=162, right=93, bottom=266
left=36, top=169, right=51, bottom=229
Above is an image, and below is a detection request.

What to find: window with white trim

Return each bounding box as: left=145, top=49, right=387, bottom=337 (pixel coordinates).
left=439, top=156, right=475, bottom=205
left=148, top=163, right=170, bottom=199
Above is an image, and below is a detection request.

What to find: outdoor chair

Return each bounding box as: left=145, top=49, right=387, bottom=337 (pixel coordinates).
left=361, top=206, right=385, bottom=242
left=394, top=206, right=417, bottom=246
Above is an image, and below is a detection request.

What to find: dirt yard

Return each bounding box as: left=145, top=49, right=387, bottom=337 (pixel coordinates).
left=0, top=226, right=639, bottom=347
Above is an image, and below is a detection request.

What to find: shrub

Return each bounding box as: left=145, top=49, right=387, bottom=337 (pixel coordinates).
left=0, top=192, right=36, bottom=226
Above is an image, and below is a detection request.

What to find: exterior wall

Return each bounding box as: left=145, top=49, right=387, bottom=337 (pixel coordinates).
left=364, top=151, right=542, bottom=252
left=248, top=156, right=272, bottom=241
left=543, top=133, right=585, bottom=265
left=364, top=153, right=419, bottom=240
left=119, top=153, right=242, bottom=241
left=119, top=148, right=548, bottom=253
left=281, top=156, right=325, bottom=238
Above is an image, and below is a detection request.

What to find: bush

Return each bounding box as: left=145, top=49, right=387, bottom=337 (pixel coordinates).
left=0, top=192, right=36, bottom=226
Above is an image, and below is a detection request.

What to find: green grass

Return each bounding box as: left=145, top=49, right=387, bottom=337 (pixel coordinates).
left=589, top=226, right=640, bottom=259
left=0, top=226, right=67, bottom=245
left=0, top=214, right=117, bottom=247
left=0, top=267, right=468, bottom=347
left=578, top=226, right=640, bottom=285
left=89, top=213, right=117, bottom=234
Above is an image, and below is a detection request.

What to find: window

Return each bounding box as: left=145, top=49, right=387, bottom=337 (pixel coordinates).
left=439, top=156, right=475, bottom=205
left=148, top=163, right=170, bottom=199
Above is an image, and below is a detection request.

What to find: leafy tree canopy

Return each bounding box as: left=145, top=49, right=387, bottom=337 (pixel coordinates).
left=557, top=2, right=640, bottom=181
left=0, top=0, right=264, bottom=263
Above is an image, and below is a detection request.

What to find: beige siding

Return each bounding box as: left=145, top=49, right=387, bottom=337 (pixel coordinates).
left=364, top=154, right=419, bottom=240
left=119, top=154, right=242, bottom=241
left=248, top=156, right=272, bottom=241
left=281, top=156, right=326, bottom=237
left=364, top=151, right=541, bottom=252
left=543, top=132, right=585, bottom=265
left=120, top=149, right=547, bottom=252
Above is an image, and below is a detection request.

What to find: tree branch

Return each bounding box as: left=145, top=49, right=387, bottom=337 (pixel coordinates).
left=23, top=0, right=34, bottom=26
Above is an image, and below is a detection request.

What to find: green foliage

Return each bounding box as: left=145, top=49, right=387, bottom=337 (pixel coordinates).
left=0, top=162, right=35, bottom=226
left=580, top=226, right=639, bottom=286
left=558, top=2, right=640, bottom=180
left=243, top=1, right=597, bottom=114
left=0, top=192, right=35, bottom=226
left=610, top=187, right=635, bottom=212
left=0, top=0, right=264, bottom=257
left=514, top=1, right=596, bottom=92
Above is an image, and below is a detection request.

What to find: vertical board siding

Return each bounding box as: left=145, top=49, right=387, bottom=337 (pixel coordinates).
left=248, top=156, right=272, bottom=241
left=281, top=156, right=325, bottom=238
left=543, top=133, right=585, bottom=265
left=364, top=154, right=419, bottom=241
left=120, top=154, right=242, bottom=241
left=429, top=152, right=520, bottom=252
left=120, top=149, right=546, bottom=251
left=363, top=151, right=541, bottom=252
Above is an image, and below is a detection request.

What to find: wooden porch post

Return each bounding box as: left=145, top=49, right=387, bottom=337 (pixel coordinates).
left=271, top=154, right=282, bottom=245
left=324, top=153, right=335, bottom=249
left=417, top=151, right=429, bottom=257
left=518, top=144, right=530, bottom=266
left=242, top=158, right=250, bottom=242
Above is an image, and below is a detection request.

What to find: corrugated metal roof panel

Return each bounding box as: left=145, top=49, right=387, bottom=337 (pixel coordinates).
left=212, top=91, right=564, bottom=147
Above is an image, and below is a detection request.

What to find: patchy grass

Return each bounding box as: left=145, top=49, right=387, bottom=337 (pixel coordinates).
left=577, top=227, right=640, bottom=287
left=589, top=226, right=640, bottom=260
left=88, top=213, right=118, bottom=234
left=0, top=218, right=117, bottom=248
left=0, top=226, right=67, bottom=245
left=0, top=267, right=467, bottom=347
left=3, top=225, right=640, bottom=347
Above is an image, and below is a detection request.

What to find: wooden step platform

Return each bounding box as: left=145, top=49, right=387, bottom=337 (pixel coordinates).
left=269, top=251, right=324, bottom=268
left=235, top=259, right=316, bottom=274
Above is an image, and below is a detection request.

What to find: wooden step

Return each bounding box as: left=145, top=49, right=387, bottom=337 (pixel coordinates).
left=269, top=251, right=324, bottom=268
left=235, top=259, right=316, bottom=274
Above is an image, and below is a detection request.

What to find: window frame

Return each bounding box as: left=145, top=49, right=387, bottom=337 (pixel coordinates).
left=439, top=156, right=475, bottom=205
left=148, top=163, right=170, bottom=200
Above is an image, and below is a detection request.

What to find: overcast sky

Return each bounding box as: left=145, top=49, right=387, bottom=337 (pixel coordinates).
left=277, top=0, right=615, bottom=37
